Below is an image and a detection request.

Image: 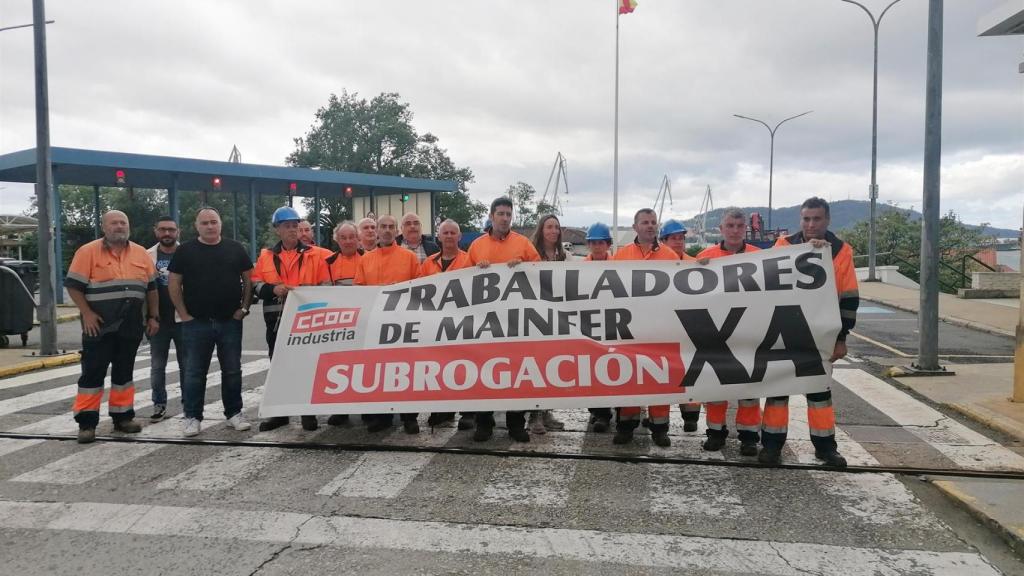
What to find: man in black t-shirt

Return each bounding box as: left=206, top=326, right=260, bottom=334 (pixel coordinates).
left=168, top=207, right=253, bottom=438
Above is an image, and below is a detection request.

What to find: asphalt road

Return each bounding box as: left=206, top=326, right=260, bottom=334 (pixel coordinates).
left=1, top=303, right=1022, bottom=575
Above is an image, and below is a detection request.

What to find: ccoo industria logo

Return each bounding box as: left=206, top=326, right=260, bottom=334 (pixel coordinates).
left=287, top=302, right=358, bottom=346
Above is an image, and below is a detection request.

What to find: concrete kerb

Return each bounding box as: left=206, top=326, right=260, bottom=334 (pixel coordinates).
left=930, top=479, right=1024, bottom=555
left=0, top=352, right=80, bottom=379
left=861, top=297, right=1014, bottom=338
left=946, top=402, right=1024, bottom=444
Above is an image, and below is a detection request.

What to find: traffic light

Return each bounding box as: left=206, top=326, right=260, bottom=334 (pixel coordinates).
left=401, top=193, right=410, bottom=203
left=344, top=186, right=353, bottom=198
left=212, top=177, right=222, bottom=191
left=115, top=170, right=126, bottom=185
left=289, top=182, right=297, bottom=194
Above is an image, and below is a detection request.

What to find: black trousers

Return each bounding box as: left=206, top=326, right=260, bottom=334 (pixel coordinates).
left=75, top=333, right=142, bottom=429
left=475, top=411, right=526, bottom=431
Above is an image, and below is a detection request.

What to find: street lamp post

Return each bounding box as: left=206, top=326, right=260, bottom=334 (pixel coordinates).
left=733, top=111, right=813, bottom=231
left=841, top=0, right=903, bottom=282
left=1, top=11, right=57, bottom=355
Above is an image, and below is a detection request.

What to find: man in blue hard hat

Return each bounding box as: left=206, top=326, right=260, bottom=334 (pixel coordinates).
left=658, top=219, right=701, bottom=433
left=582, top=222, right=616, bottom=432
left=252, top=206, right=330, bottom=432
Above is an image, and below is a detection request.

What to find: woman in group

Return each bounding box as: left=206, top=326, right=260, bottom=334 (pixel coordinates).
left=528, top=214, right=572, bottom=435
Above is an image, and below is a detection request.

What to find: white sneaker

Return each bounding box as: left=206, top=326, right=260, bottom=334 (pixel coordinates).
left=183, top=418, right=201, bottom=437
left=227, top=413, right=251, bottom=431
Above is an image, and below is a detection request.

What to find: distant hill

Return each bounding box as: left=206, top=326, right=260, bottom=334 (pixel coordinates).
left=680, top=200, right=1018, bottom=238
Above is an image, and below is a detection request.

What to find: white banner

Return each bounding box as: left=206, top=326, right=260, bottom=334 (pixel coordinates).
left=258, top=244, right=841, bottom=417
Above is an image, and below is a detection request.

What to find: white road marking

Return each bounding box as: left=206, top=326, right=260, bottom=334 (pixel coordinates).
left=480, top=458, right=576, bottom=508
left=0, top=361, right=176, bottom=418
left=9, top=443, right=163, bottom=485
left=0, top=437, right=45, bottom=459
left=647, top=463, right=746, bottom=518
left=0, top=499, right=1002, bottom=575
left=156, top=447, right=285, bottom=491
left=317, top=452, right=434, bottom=498
left=833, top=369, right=1024, bottom=471
left=808, top=470, right=946, bottom=530
left=0, top=364, right=86, bottom=392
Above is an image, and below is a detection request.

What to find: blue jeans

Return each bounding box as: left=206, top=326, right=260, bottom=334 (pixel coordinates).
left=148, top=322, right=185, bottom=407
left=181, top=318, right=243, bottom=421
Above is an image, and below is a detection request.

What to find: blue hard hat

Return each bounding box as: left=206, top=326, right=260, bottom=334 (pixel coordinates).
left=585, top=222, right=612, bottom=242
left=659, top=219, right=687, bottom=238
left=272, top=206, right=302, bottom=227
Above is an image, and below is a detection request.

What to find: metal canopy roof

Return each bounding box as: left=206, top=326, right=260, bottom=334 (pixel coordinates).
left=0, top=147, right=456, bottom=197
left=978, top=1, right=1024, bottom=36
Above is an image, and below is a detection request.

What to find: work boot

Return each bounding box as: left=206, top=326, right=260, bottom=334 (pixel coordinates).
left=327, top=414, right=350, bottom=427
left=613, top=422, right=634, bottom=445
left=113, top=419, right=142, bottom=434
left=77, top=428, right=96, bottom=444
left=301, top=415, right=319, bottom=431
left=702, top=434, right=726, bottom=452
left=258, top=416, right=290, bottom=432
left=739, top=441, right=759, bottom=457
left=816, top=449, right=848, bottom=469
left=592, top=416, right=611, bottom=433
left=403, top=419, right=420, bottom=434
left=473, top=425, right=493, bottom=442
left=528, top=412, right=546, bottom=435
left=651, top=430, right=671, bottom=447
left=366, top=415, right=394, bottom=433
left=683, top=420, right=698, bottom=433
left=457, top=414, right=475, bottom=430
left=758, top=445, right=783, bottom=465
left=427, top=413, right=454, bottom=427
left=542, top=410, right=565, bottom=431
left=508, top=427, right=530, bottom=443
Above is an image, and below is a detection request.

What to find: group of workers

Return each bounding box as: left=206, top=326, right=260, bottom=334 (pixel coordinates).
left=63, top=192, right=857, bottom=468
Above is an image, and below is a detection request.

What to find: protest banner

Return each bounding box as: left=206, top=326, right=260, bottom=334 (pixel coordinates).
left=258, top=244, right=841, bottom=417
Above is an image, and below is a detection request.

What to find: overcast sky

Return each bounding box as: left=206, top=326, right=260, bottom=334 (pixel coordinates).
left=1, top=0, right=1022, bottom=229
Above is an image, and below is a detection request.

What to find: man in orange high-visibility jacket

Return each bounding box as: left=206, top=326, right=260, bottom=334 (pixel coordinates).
left=696, top=208, right=762, bottom=457
left=420, top=219, right=476, bottom=431
left=323, top=220, right=363, bottom=428
left=299, top=220, right=334, bottom=261
left=612, top=208, right=679, bottom=448
left=759, top=197, right=857, bottom=468
left=325, top=221, right=362, bottom=286
left=65, top=210, right=160, bottom=444
left=659, top=218, right=701, bottom=433
left=468, top=196, right=541, bottom=443
left=252, top=206, right=330, bottom=433
left=355, top=214, right=422, bottom=434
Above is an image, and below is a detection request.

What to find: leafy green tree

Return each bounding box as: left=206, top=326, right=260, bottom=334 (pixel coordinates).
left=505, top=181, right=538, bottom=228
left=287, top=91, right=481, bottom=236
left=842, top=206, right=992, bottom=293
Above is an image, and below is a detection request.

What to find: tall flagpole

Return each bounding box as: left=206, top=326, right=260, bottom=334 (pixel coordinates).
left=612, top=3, right=620, bottom=248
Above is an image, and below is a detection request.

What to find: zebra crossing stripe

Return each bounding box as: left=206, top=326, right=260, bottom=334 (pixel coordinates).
left=0, top=364, right=84, bottom=392
left=480, top=458, right=576, bottom=507
left=317, top=452, right=435, bottom=498
left=8, top=443, right=163, bottom=485
left=786, top=394, right=881, bottom=467
left=156, top=447, right=286, bottom=491
left=0, top=499, right=1002, bottom=575
left=11, top=358, right=266, bottom=437
left=833, top=369, right=1024, bottom=472
left=0, top=361, right=178, bottom=418
left=648, top=463, right=747, bottom=518
left=0, top=437, right=45, bottom=459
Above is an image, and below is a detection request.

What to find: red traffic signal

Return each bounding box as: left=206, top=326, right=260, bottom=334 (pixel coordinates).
left=115, top=170, right=126, bottom=185
left=289, top=182, right=297, bottom=193
left=344, top=185, right=353, bottom=198
left=212, top=177, right=222, bottom=191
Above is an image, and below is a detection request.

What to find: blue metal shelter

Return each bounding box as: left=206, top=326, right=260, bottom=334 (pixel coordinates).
left=0, top=147, right=456, bottom=303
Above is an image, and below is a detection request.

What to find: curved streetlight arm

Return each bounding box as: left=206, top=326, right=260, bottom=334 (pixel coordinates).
left=772, top=110, right=814, bottom=135
left=733, top=114, right=773, bottom=135
left=840, top=0, right=902, bottom=30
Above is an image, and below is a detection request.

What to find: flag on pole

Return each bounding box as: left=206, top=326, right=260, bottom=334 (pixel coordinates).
left=618, top=0, right=637, bottom=15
